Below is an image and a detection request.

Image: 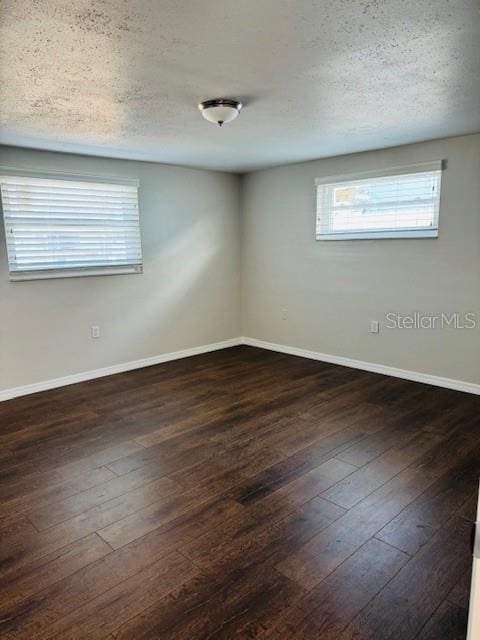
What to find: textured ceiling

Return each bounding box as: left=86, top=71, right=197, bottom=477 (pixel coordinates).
left=0, top=0, right=479, bottom=172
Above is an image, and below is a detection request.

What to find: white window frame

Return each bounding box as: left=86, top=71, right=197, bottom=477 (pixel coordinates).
left=315, top=161, right=444, bottom=241
left=0, top=166, right=143, bottom=281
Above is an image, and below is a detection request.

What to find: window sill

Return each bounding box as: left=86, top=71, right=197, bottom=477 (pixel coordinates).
left=9, top=265, right=143, bottom=282
left=316, top=229, right=438, bottom=241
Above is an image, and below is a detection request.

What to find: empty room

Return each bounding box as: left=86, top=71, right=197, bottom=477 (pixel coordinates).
left=0, top=1, right=479, bottom=639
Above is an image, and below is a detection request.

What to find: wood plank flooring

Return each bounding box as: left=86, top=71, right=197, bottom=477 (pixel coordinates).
left=0, top=345, right=478, bottom=640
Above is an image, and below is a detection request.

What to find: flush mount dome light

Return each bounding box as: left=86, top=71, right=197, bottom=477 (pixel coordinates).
left=198, top=98, right=242, bottom=126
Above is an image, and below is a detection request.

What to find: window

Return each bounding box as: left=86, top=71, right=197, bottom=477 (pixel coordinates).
left=316, top=161, right=443, bottom=240
left=1, top=173, right=142, bottom=280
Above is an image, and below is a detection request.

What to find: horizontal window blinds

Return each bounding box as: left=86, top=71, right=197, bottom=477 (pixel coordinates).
left=0, top=176, right=142, bottom=279
left=316, top=163, right=442, bottom=240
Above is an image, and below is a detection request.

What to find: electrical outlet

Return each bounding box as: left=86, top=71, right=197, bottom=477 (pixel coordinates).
left=91, top=325, right=100, bottom=339
left=281, top=307, right=288, bottom=321
left=370, top=320, right=379, bottom=334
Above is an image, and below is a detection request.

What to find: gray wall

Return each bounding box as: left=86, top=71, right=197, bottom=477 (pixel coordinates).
left=0, top=146, right=241, bottom=391
left=241, top=134, right=480, bottom=385
left=2, top=135, right=479, bottom=393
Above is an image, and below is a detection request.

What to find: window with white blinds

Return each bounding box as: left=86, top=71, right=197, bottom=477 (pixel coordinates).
left=0, top=174, right=142, bottom=280
left=316, top=161, right=443, bottom=240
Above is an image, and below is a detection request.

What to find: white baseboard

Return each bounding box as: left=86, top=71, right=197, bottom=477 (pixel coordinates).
left=0, top=338, right=242, bottom=402
left=2, top=335, right=479, bottom=402
left=242, top=336, right=480, bottom=396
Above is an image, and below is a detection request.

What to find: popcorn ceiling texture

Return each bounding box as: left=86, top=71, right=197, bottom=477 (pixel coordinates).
left=0, top=0, right=479, bottom=171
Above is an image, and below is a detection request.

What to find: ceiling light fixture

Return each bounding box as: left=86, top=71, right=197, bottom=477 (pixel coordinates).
left=198, top=98, right=242, bottom=127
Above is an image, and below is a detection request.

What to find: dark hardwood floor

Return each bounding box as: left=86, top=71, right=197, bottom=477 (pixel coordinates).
left=0, top=345, right=478, bottom=640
